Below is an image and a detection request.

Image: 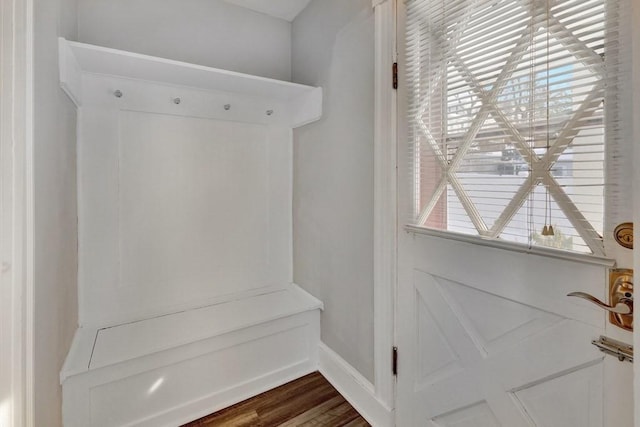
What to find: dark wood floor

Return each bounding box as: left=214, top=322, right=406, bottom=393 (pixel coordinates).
left=182, top=372, right=370, bottom=427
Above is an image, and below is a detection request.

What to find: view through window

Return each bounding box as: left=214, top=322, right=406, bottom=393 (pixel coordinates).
left=406, top=0, right=626, bottom=255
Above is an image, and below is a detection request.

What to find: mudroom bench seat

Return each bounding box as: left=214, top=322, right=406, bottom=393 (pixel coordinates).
left=61, top=285, right=322, bottom=427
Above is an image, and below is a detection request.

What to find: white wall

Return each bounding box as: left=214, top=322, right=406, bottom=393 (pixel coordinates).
left=292, top=0, right=375, bottom=382
left=78, top=0, right=292, bottom=81
left=33, top=0, right=79, bottom=425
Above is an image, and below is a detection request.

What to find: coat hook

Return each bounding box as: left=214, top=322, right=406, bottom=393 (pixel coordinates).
left=173, top=97, right=181, bottom=105
left=224, top=104, right=231, bottom=111
left=266, top=110, right=274, bottom=116
left=114, top=90, right=123, bottom=98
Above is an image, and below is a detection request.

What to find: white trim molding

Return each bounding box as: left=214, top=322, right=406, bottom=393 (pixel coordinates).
left=58, top=38, right=323, bottom=129
left=405, top=225, right=616, bottom=267
left=373, top=0, right=397, bottom=413
left=0, top=0, right=34, bottom=426
left=318, top=343, right=394, bottom=427
left=632, top=0, right=640, bottom=424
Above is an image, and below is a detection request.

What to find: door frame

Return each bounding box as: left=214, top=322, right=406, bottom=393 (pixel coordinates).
left=0, top=0, right=34, bottom=425
left=372, top=0, right=398, bottom=416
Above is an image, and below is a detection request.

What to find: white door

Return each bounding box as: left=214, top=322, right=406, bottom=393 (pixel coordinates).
left=395, top=0, right=635, bottom=425
left=396, top=235, right=633, bottom=426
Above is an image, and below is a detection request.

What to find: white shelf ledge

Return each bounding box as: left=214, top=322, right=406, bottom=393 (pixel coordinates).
left=59, top=38, right=322, bottom=128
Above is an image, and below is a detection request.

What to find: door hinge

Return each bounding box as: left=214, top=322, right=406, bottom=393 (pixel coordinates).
left=392, top=62, right=398, bottom=90
left=392, top=346, right=398, bottom=376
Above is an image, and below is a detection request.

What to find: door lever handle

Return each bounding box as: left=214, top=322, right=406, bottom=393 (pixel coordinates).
left=567, top=292, right=633, bottom=315
left=568, top=269, right=633, bottom=331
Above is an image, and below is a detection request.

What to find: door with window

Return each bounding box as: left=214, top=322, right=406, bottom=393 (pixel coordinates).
left=396, top=0, right=634, bottom=425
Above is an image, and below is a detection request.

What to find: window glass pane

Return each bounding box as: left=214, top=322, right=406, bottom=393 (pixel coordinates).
left=405, top=0, right=621, bottom=255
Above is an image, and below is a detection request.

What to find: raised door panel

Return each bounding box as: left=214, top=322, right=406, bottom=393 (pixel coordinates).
left=398, top=235, right=607, bottom=427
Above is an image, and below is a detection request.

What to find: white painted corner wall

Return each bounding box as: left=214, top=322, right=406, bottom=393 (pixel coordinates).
left=77, top=0, right=293, bottom=81
left=33, top=0, right=79, bottom=426
left=0, top=0, right=33, bottom=426
left=291, top=0, right=376, bottom=385
left=291, top=0, right=398, bottom=421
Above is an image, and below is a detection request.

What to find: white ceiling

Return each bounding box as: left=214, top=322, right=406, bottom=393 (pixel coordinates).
left=222, top=0, right=312, bottom=22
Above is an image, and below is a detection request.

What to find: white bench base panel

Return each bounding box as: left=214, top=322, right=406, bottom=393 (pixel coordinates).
left=61, top=287, right=322, bottom=427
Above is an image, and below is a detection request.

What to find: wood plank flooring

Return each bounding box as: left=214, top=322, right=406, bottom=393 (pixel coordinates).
left=182, top=372, right=370, bottom=427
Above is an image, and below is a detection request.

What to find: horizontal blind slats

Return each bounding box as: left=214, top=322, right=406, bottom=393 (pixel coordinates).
left=405, top=0, right=629, bottom=255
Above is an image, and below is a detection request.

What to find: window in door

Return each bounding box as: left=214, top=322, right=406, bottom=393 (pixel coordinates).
left=406, top=0, right=631, bottom=256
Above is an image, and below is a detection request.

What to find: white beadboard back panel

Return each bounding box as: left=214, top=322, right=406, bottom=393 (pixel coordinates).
left=78, top=76, right=292, bottom=327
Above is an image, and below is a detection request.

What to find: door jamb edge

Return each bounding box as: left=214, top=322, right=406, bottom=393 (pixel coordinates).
left=373, top=0, right=398, bottom=414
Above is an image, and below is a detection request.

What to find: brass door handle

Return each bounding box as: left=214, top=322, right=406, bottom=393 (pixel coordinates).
left=567, top=269, right=633, bottom=331
left=567, top=292, right=633, bottom=315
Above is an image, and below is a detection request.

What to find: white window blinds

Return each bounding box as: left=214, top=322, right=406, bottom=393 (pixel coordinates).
left=405, top=0, right=631, bottom=255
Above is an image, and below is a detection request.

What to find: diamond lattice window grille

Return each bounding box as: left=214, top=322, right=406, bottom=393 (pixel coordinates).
left=407, top=0, right=614, bottom=255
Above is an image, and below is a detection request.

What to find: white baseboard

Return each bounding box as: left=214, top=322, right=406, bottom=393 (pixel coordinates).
left=318, top=342, right=394, bottom=427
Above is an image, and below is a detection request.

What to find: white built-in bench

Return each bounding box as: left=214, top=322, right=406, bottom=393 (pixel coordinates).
left=62, top=286, right=322, bottom=427
left=59, top=38, right=324, bottom=427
